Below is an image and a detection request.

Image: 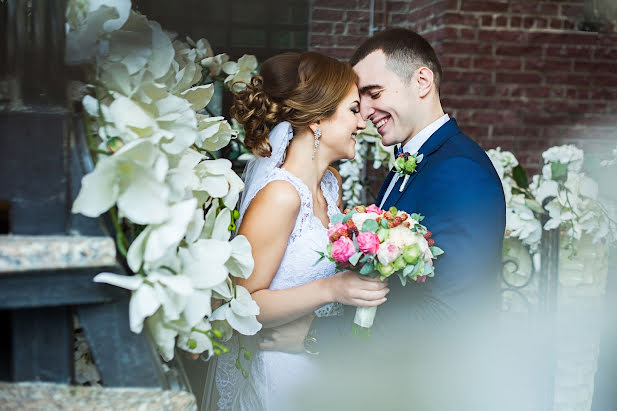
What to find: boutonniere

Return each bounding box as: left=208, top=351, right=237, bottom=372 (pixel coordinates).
left=394, top=152, right=423, bottom=192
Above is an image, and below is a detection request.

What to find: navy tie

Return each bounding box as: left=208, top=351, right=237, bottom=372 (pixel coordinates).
left=393, top=144, right=400, bottom=157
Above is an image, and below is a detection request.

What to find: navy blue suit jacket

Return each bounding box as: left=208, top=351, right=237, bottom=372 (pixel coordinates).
left=316, top=118, right=506, bottom=344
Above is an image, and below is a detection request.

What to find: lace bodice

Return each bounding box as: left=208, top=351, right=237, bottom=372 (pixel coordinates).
left=215, top=167, right=343, bottom=410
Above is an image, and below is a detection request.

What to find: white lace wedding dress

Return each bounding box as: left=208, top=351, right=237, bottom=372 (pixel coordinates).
left=215, top=167, right=343, bottom=411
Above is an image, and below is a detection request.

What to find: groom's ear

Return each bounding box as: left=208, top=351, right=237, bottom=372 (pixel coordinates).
left=415, top=67, right=434, bottom=98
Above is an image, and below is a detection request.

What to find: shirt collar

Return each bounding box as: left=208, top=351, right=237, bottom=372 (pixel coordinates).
left=401, top=113, right=450, bottom=154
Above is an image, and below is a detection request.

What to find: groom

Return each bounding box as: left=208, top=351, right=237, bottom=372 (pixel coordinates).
left=262, top=28, right=505, bottom=349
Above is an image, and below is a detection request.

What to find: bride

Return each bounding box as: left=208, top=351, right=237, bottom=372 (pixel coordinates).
left=214, top=52, right=389, bottom=410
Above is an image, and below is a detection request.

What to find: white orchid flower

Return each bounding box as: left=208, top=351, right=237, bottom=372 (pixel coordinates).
left=177, top=320, right=214, bottom=358
left=223, top=54, right=258, bottom=91
left=107, top=11, right=154, bottom=75
left=127, top=199, right=197, bottom=273
left=185, top=208, right=206, bottom=244
left=194, top=159, right=245, bottom=209
left=180, top=84, right=214, bottom=111
left=65, top=0, right=132, bottom=64
left=226, top=235, right=254, bottom=279
left=196, top=115, right=233, bottom=152
left=97, top=19, right=174, bottom=100
left=165, top=148, right=204, bottom=203
left=487, top=147, right=519, bottom=177
left=542, top=144, right=584, bottom=173
left=186, top=37, right=213, bottom=61
left=145, top=309, right=178, bottom=361
left=179, top=239, right=232, bottom=290
left=166, top=40, right=202, bottom=94
left=106, top=93, right=198, bottom=154
left=72, top=140, right=170, bottom=224
left=94, top=267, right=195, bottom=330
left=210, top=285, right=261, bottom=335
left=201, top=53, right=229, bottom=76
left=533, top=179, right=559, bottom=206
left=506, top=195, right=542, bottom=250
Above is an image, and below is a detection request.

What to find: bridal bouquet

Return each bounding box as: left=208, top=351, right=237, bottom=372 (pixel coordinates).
left=316, top=205, right=443, bottom=333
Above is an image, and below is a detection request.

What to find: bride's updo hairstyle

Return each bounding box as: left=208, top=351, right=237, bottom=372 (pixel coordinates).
left=230, top=52, right=358, bottom=157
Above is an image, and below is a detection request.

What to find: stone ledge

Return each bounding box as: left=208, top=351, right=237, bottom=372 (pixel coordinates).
left=0, top=382, right=197, bottom=410
left=0, top=235, right=116, bottom=273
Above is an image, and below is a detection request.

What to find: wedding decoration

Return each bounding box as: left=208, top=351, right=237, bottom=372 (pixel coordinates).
left=316, top=204, right=443, bottom=333
left=530, top=144, right=613, bottom=255
left=66, top=0, right=261, bottom=362
left=393, top=151, right=423, bottom=192
left=487, top=147, right=543, bottom=252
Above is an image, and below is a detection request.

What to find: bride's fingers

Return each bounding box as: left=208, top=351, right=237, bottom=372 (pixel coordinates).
left=361, top=280, right=389, bottom=291
left=353, top=288, right=389, bottom=302
left=352, top=297, right=388, bottom=307
left=360, top=275, right=387, bottom=283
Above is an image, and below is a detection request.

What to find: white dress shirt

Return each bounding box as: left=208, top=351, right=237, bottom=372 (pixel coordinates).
left=379, top=114, right=450, bottom=209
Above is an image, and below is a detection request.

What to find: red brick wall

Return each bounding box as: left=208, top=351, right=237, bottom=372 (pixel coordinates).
left=310, top=0, right=617, bottom=171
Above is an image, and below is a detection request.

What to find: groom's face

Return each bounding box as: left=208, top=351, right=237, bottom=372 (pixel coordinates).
left=353, top=50, right=417, bottom=147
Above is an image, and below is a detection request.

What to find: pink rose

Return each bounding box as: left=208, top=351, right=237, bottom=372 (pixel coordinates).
left=366, top=204, right=382, bottom=214
left=376, top=240, right=401, bottom=265
left=356, top=231, right=380, bottom=254
left=331, top=236, right=356, bottom=263
left=327, top=222, right=348, bottom=242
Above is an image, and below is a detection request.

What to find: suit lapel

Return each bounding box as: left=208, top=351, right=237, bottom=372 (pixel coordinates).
left=386, top=118, right=462, bottom=208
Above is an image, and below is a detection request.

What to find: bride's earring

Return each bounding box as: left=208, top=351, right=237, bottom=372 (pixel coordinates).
left=312, top=127, right=321, bottom=160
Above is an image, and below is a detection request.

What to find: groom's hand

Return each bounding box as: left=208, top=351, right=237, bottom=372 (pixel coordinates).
left=258, top=314, right=314, bottom=353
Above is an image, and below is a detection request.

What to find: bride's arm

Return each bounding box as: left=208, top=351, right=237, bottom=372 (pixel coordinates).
left=237, top=180, right=388, bottom=329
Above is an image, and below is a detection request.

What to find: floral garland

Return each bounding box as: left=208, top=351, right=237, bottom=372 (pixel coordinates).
left=67, top=0, right=260, bottom=361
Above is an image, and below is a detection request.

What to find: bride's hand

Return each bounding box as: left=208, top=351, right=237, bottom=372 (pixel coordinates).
left=328, top=271, right=389, bottom=306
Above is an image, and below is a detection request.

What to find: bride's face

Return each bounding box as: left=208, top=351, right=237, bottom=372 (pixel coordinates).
left=318, top=85, right=366, bottom=161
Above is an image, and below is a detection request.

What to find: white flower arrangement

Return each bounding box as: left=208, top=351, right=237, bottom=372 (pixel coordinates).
left=67, top=0, right=261, bottom=361
left=530, top=144, right=614, bottom=255
left=487, top=148, right=543, bottom=251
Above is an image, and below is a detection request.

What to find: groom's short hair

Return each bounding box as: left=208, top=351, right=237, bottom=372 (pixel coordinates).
left=350, top=28, right=443, bottom=93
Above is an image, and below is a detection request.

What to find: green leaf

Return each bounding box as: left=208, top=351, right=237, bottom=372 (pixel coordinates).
left=551, top=161, right=568, bottom=182
left=424, top=263, right=434, bottom=276
left=359, top=261, right=374, bottom=275
left=512, top=165, right=529, bottom=189
left=410, top=262, right=421, bottom=276
left=349, top=251, right=363, bottom=266
left=359, top=254, right=369, bottom=264
left=403, top=264, right=414, bottom=276
left=380, top=218, right=389, bottom=229
left=410, top=213, right=424, bottom=222
left=399, top=274, right=407, bottom=286
left=525, top=199, right=545, bottom=214
left=429, top=246, right=444, bottom=257
left=330, top=214, right=345, bottom=225
left=361, top=219, right=379, bottom=232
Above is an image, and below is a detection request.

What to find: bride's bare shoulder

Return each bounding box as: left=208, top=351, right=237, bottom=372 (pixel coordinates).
left=242, top=180, right=301, bottom=225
